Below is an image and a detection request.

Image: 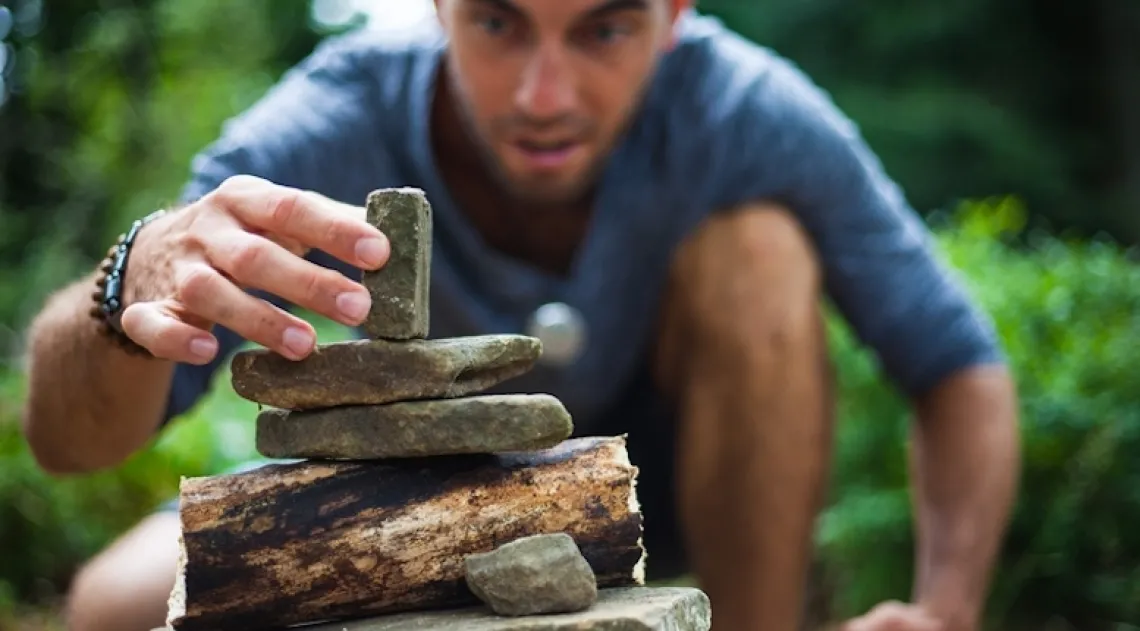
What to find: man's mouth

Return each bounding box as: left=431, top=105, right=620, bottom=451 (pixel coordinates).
left=517, top=138, right=575, bottom=151
left=512, top=139, right=581, bottom=170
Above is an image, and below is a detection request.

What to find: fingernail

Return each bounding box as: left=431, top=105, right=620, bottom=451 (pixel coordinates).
left=355, top=236, right=389, bottom=268
left=189, top=337, right=217, bottom=361
left=336, top=290, right=371, bottom=322
left=283, top=327, right=314, bottom=358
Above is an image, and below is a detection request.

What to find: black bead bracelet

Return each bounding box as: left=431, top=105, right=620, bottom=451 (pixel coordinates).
left=90, top=208, right=167, bottom=355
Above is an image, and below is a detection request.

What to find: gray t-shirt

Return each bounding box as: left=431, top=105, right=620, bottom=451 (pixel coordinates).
left=164, top=11, right=1002, bottom=431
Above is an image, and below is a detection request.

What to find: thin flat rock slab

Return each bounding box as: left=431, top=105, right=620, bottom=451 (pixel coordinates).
left=256, top=393, right=572, bottom=459
left=304, top=587, right=711, bottom=631
left=166, top=436, right=645, bottom=631
left=230, top=335, right=541, bottom=410
left=465, top=533, right=598, bottom=616
left=363, top=187, right=432, bottom=340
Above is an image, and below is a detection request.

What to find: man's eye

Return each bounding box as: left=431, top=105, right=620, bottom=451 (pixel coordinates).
left=584, top=21, right=630, bottom=44
left=594, top=24, right=618, bottom=41
left=479, top=15, right=508, bottom=35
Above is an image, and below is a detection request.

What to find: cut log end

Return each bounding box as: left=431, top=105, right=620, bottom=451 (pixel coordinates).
left=167, top=436, right=644, bottom=631
left=165, top=530, right=187, bottom=628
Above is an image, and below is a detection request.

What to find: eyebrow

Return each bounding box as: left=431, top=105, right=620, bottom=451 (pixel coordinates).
left=583, top=0, right=649, bottom=19
left=467, top=0, right=649, bottom=20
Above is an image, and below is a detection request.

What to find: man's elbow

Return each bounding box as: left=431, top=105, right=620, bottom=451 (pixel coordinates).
left=915, top=361, right=1021, bottom=438
left=925, top=361, right=1018, bottom=404
left=23, top=434, right=89, bottom=478
left=20, top=403, right=130, bottom=477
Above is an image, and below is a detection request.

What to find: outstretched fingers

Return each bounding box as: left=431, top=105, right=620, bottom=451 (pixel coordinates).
left=208, top=175, right=389, bottom=271
left=170, top=263, right=317, bottom=360
left=202, top=228, right=372, bottom=327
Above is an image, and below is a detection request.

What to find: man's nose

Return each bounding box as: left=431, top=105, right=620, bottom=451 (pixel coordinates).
left=514, top=46, right=578, bottom=120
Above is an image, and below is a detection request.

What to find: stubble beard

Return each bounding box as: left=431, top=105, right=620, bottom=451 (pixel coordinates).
left=444, top=63, right=611, bottom=210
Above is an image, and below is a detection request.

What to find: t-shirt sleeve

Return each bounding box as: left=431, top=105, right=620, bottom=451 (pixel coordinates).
left=162, top=33, right=385, bottom=425
left=712, top=58, right=1004, bottom=398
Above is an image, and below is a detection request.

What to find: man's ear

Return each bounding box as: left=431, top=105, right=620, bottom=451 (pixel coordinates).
left=433, top=0, right=447, bottom=27
left=665, top=0, right=692, bottom=51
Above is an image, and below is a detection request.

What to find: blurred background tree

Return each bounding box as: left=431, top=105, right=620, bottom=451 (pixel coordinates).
left=700, top=0, right=1140, bottom=242
left=1, top=1, right=1138, bottom=629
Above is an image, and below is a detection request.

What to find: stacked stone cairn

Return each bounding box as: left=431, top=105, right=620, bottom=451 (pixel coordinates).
left=163, top=189, right=710, bottom=631
left=231, top=188, right=572, bottom=463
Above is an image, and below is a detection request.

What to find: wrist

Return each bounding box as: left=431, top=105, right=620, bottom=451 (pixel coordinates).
left=91, top=208, right=168, bottom=354
left=916, top=579, right=983, bottom=631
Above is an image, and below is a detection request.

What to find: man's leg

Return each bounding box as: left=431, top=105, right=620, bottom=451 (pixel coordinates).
left=66, top=511, right=181, bottom=631
left=655, top=203, right=835, bottom=630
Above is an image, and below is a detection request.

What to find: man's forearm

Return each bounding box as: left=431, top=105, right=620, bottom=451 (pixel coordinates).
left=22, top=272, right=176, bottom=475
left=909, top=363, right=1021, bottom=630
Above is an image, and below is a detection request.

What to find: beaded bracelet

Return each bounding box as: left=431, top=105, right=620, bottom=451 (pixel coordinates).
left=89, top=208, right=168, bottom=356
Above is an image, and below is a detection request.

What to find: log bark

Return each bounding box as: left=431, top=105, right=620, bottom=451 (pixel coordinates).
left=166, top=436, right=644, bottom=631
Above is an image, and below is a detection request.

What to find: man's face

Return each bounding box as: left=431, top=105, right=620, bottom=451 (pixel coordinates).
left=436, top=0, right=688, bottom=206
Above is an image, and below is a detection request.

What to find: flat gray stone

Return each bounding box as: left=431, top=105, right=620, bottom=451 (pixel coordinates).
left=465, top=533, right=597, bottom=616
left=363, top=187, right=432, bottom=340
left=230, top=335, right=541, bottom=410
left=301, top=587, right=711, bottom=630
left=256, top=394, right=573, bottom=459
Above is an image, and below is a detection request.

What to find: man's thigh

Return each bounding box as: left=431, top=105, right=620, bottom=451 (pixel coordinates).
left=67, top=511, right=181, bottom=631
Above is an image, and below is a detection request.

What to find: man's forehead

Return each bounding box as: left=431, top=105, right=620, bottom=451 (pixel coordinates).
left=459, top=0, right=652, bottom=21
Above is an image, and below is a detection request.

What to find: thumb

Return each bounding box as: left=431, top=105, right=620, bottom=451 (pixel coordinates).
left=120, top=299, right=219, bottom=365
left=841, top=601, right=943, bottom=631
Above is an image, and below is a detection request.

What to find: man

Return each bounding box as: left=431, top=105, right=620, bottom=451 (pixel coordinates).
left=20, top=1, right=1020, bottom=630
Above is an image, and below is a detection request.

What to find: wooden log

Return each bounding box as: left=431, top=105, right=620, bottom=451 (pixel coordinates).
left=166, top=436, right=644, bottom=631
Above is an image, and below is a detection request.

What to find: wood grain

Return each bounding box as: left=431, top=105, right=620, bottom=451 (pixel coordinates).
left=167, top=436, right=644, bottom=631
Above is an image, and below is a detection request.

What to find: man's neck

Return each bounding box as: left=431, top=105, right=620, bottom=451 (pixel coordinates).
left=429, top=67, right=595, bottom=277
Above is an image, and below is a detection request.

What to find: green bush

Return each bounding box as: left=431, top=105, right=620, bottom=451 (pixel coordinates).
left=0, top=366, right=247, bottom=608
left=1, top=200, right=1139, bottom=629
left=818, top=197, right=1140, bottom=629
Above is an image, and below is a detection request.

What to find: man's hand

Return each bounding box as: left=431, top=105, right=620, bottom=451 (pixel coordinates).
left=840, top=601, right=946, bottom=631
left=121, top=174, right=389, bottom=364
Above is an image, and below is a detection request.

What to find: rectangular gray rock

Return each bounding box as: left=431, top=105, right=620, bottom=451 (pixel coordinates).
left=256, top=393, right=574, bottom=459
left=363, top=187, right=432, bottom=340
left=299, top=587, right=711, bottom=631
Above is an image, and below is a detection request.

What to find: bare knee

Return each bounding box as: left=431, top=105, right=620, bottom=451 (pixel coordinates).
left=656, top=202, right=823, bottom=391
left=67, top=512, right=181, bottom=631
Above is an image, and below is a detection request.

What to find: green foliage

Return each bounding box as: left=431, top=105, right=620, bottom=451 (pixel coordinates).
left=0, top=366, right=248, bottom=607
left=698, top=0, right=1140, bottom=243
left=817, top=198, right=1140, bottom=629
left=0, top=0, right=319, bottom=328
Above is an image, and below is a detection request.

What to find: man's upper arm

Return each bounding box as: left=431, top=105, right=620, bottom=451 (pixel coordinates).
left=720, top=61, right=1004, bottom=398
left=162, top=33, right=385, bottom=424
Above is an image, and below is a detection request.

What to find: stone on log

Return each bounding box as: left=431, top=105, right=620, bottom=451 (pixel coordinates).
left=465, top=533, right=598, bottom=616
left=166, top=436, right=644, bottom=631
left=302, top=587, right=711, bottom=631
left=256, top=394, right=573, bottom=460
left=362, top=187, right=432, bottom=340
left=230, top=335, right=541, bottom=410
